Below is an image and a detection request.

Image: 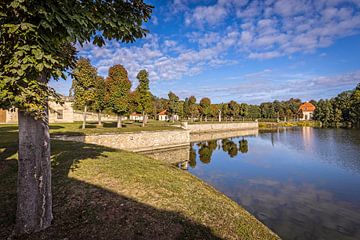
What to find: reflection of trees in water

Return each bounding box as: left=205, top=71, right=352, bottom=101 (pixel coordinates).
left=189, top=145, right=197, bottom=168
left=221, top=139, right=238, bottom=158
left=239, top=138, right=248, bottom=154
left=190, top=137, right=252, bottom=165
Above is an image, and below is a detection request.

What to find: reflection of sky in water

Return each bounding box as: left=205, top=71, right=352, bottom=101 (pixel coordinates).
left=188, top=128, right=360, bottom=240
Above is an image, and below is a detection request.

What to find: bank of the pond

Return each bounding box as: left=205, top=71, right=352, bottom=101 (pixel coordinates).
left=0, top=125, right=279, bottom=240
left=259, top=121, right=320, bottom=130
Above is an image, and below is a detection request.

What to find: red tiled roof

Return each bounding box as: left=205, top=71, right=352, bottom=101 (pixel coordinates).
left=130, top=112, right=142, bottom=116
left=158, top=110, right=167, bottom=115
left=299, top=102, right=316, bottom=112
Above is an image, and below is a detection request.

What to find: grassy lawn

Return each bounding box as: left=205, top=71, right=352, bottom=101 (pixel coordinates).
left=188, top=120, right=256, bottom=125
left=258, top=121, right=320, bottom=129
left=46, top=119, right=180, bottom=136
left=0, top=125, right=279, bottom=240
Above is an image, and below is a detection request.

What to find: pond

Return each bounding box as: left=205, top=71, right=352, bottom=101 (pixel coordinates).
left=185, top=127, right=360, bottom=240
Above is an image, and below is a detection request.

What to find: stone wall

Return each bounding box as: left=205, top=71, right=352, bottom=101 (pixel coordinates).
left=190, top=128, right=258, bottom=142
left=139, top=146, right=190, bottom=164
left=184, top=122, right=258, bottom=133
left=53, top=129, right=190, bottom=152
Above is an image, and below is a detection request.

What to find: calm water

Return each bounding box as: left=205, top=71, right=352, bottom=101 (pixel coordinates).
left=187, top=127, right=360, bottom=240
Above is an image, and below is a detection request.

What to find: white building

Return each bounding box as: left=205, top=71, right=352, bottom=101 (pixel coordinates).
left=158, top=110, right=179, bottom=121
left=129, top=112, right=144, bottom=121
left=298, top=102, right=316, bottom=120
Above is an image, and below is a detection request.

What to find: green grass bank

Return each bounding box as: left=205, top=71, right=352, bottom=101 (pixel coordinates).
left=0, top=124, right=279, bottom=240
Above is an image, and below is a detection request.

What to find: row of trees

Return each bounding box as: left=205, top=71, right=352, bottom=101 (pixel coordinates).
left=313, top=84, right=360, bottom=127
left=71, top=62, right=359, bottom=128
left=71, top=58, right=152, bottom=128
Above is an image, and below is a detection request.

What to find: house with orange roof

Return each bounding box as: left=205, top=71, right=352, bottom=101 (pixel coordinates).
left=158, top=110, right=179, bottom=121
left=129, top=112, right=144, bottom=121
left=298, top=102, right=316, bottom=120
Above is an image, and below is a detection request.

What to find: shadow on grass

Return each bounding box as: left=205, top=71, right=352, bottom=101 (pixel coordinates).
left=0, top=127, right=222, bottom=240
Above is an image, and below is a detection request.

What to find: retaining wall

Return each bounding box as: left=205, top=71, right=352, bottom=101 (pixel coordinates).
left=184, top=122, right=258, bottom=133
left=53, top=130, right=190, bottom=152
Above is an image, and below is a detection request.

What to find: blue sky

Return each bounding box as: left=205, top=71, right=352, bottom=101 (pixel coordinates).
left=50, top=0, right=360, bottom=104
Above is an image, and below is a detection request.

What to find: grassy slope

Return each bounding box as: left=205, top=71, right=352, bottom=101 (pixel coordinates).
left=0, top=125, right=279, bottom=240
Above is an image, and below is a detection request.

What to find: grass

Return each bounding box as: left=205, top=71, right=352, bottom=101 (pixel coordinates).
left=0, top=125, right=279, bottom=240
left=258, top=121, right=320, bottom=129
left=47, top=119, right=180, bottom=136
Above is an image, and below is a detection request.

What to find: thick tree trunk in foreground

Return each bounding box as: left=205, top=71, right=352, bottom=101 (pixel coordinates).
left=218, top=111, right=222, bottom=122
left=97, top=111, right=102, bottom=126
left=117, top=115, right=122, bottom=128
left=15, top=108, right=52, bottom=235
left=82, top=105, right=87, bottom=129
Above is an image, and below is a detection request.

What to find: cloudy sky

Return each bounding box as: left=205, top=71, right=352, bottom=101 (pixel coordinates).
left=50, top=0, right=360, bottom=104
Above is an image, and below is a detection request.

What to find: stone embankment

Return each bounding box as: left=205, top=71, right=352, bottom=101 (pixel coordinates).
left=53, top=122, right=258, bottom=152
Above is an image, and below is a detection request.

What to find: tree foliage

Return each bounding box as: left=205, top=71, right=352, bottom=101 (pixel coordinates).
left=168, top=91, right=180, bottom=119
left=106, top=65, right=132, bottom=116
left=0, top=0, right=153, bottom=118
left=199, top=97, right=211, bottom=120
left=71, top=58, right=97, bottom=110
left=135, top=69, right=152, bottom=114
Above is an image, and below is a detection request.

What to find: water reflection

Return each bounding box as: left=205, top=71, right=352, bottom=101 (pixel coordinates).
left=187, top=128, right=360, bottom=240
left=141, top=127, right=360, bottom=240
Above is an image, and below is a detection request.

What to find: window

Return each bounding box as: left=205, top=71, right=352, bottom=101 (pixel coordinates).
left=57, top=110, right=63, bottom=119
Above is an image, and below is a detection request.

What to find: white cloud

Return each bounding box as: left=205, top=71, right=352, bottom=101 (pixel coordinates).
left=181, top=0, right=360, bottom=59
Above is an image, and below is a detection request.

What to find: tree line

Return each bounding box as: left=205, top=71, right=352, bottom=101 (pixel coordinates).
left=72, top=60, right=360, bottom=129
left=312, top=83, right=360, bottom=127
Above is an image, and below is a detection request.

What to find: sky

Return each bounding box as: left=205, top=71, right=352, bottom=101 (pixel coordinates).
left=49, top=0, right=360, bottom=104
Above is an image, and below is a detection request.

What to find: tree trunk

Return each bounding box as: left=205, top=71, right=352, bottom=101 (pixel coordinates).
left=82, top=105, right=87, bottom=129
left=219, top=111, right=222, bottom=122
left=142, top=111, right=145, bottom=127
left=117, top=115, right=122, bottom=128
left=97, top=110, right=102, bottom=126
left=15, top=108, right=52, bottom=235
left=205, top=116, right=207, bottom=122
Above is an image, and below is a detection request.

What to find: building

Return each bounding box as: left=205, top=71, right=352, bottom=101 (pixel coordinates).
left=129, top=112, right=144, bottom=121
left=0, top=108, right=18, bottom=124
left=158, top=110, right=179, bottom=121
left=48, top=98, right=74, bottom=123
left=158, top=110, right=170, bottom=121
left=0, top=97, right=74, bottom=124
left=298, top=102, right=316, bottom=120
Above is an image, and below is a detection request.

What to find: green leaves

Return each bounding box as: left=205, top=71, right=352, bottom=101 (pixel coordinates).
left=0, top=0, right=152, bottom=118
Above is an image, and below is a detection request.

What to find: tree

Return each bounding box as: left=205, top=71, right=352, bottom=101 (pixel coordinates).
left=0, top=0, right=152, bottom=235
left=228, top=100, right=239, bottom=121
left=239, top=103, right=248, bottom=120
left=350, top=83, right=360, bottom=127
left=71, top=58, right=97, bottom=129
left=106, top=65, right=132, bottom=128
left=199, top=97, right=211, bottom=121
left=135, top=69, right=152, bottom=127
left=188, top=96, right=197, bottom=122
left=94, top=76, right=107, bottom=126
left=168, top=91, right=180, bottom=122
left=222, top=103, right=229, bottom=121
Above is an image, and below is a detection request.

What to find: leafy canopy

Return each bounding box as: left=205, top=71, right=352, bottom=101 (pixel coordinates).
left=0, top=0, right=152, bottom=118
left=106, top=64, right=132, bottom=115
left=135, top=69, right=152, bottom=114
left=71, top=58, right=97, bottom=109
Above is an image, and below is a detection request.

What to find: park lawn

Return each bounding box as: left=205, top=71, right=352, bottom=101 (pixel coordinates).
left=0, top=125, right=279, bottom=240
left=48, top=119, right=180, bottom=136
